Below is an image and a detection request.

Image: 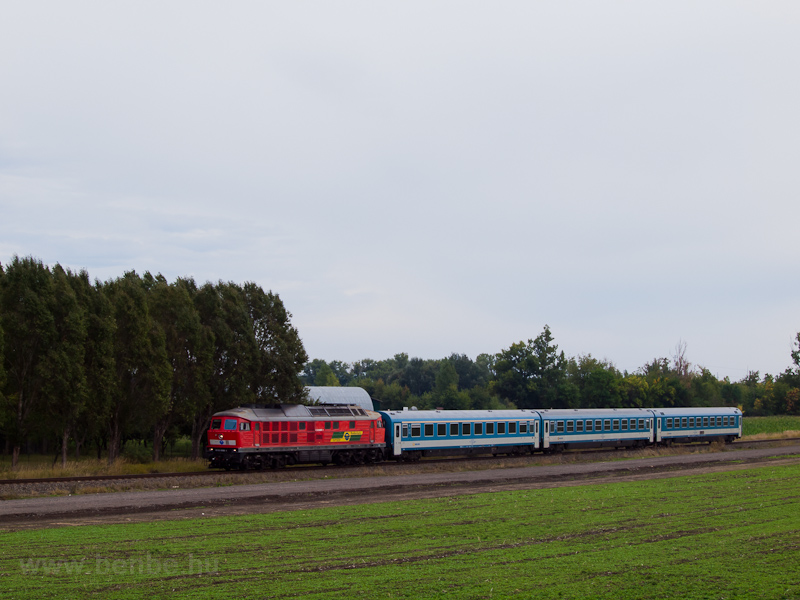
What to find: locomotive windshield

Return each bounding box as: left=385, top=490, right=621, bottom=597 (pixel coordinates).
left=211, top=419, right=221, bottom=430
left=224, top=419, right=238, bottom=431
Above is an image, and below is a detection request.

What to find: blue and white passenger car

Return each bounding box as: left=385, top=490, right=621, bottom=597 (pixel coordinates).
left=651, top=407, right=742, bottom=445
left=379, top=409, right=541, bottom=461
left=539, top=408, right=655, bottom=451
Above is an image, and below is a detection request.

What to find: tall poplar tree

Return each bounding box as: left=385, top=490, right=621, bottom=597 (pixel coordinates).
left=0, top=256, right=56, bottom=468
left=44, top=265, right=89, bottom=467
left=242, top=282, right=308, bottom=403
left=104, top=271, right=171, bottom=464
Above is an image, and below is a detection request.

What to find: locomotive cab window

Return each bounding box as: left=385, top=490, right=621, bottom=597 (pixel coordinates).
left=239, top=422, right=250, bottom=431
left=211, top=419, right=222, bottom=430
left=224, top=419, right=237, bottom=431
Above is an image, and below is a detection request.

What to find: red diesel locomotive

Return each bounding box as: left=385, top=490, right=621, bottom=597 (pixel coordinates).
left=206, top=403, right=386, bottom=470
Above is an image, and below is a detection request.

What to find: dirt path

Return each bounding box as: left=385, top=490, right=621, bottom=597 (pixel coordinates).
left=2, top=444, right=798, bottom=531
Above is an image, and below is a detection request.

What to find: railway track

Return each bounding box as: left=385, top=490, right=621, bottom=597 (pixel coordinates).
left=2, top=436, right=797, bottom=488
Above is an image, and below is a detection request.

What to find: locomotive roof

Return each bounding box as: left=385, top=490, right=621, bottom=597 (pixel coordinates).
left=213, top=404, right=376, bottom=421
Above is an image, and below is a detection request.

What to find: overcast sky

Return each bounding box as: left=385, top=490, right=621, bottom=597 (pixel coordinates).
left=2, top=2, right=799, bottom=380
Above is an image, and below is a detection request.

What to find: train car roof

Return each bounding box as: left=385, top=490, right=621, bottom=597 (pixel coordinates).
left=538, top=408, right=656, bottom=418
left=649, top=406, right=742, bottom=415
left=379, top=409, right=540, bottom=421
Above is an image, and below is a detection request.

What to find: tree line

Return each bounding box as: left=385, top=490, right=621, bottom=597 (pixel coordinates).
left=0, top=256, right=307, bottom=468
left=3, top=255, right=798, bottom=469
left=303, top=326, right=800, bottom=416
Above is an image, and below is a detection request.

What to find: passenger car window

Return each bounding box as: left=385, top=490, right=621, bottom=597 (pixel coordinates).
left=438, top=423, right=447, bottom=436
left=424, top=424, right=434, bottom=437
left=462, top=423, right=471, bottom=435
left=450, top=423, right=459, bottom=436
left=475, top=423, right=483, bottom=435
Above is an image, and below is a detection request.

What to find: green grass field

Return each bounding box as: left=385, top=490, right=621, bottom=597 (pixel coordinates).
left=743, top=415, right=800, bottom=437
left=2, top=461, right=799, bottom=599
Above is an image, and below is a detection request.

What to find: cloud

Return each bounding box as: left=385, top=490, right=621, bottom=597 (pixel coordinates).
left=2, top=2, right=800, bottom=378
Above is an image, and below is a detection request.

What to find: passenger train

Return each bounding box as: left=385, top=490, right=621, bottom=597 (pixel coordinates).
left=206, top=404, right=742, bottom=470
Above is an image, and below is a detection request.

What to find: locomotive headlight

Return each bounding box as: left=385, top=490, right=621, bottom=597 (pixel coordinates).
left=218, top=434, right=223, bottom=439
